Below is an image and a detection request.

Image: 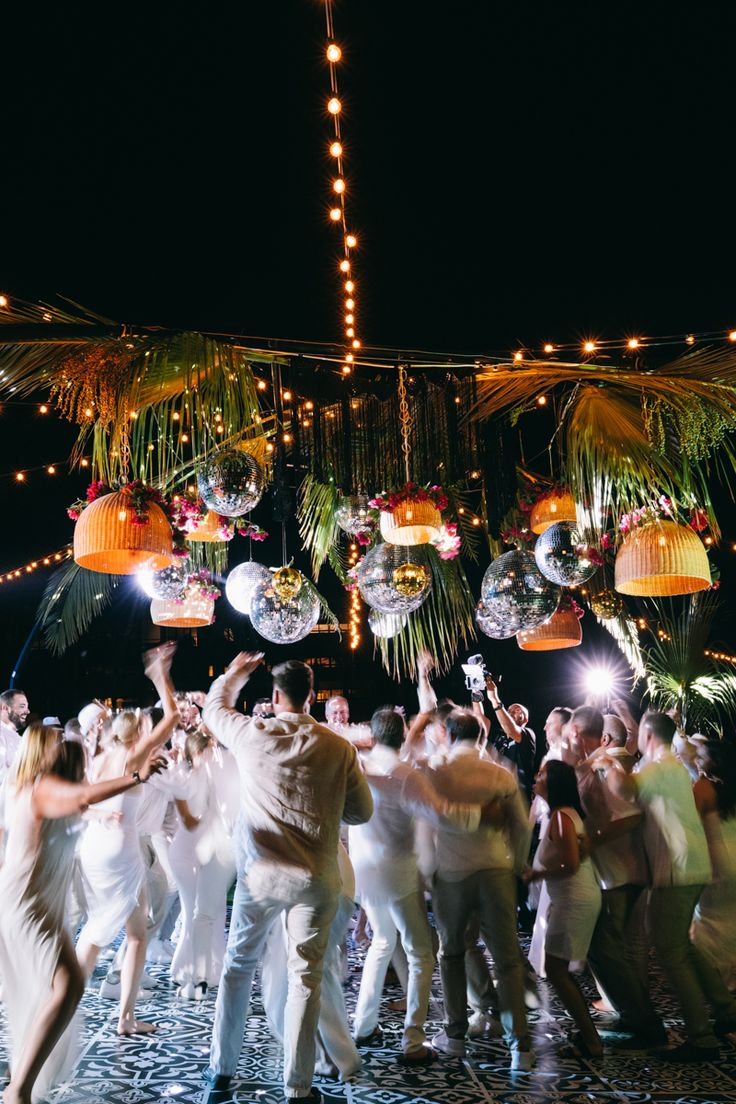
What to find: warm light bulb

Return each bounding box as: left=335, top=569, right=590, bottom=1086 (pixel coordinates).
left=346, top=298, right=355, bottom=309
left=455, top=396, right=461, bottom=405
left=181, top=433, right=189, bottom=443
left=472, top=517, right=481, bottom=526
left=627, top=338, right=640, bottom=349
left=346, top=327, right=355, bottom=337
left=47, top=465, right=56, bottom=474
left=685, top=334, right=695, bottom=345
left=339, top=259, right=350, bottom=272
left=537, top=395, right=547, bottom=406
left=39, top=404, right=48, bottom=414
left=266, top=442, right=274, bottom=453
left=328, top=96, right=342, bottom=115
left=543, top=343, right=554, bottom=354
left=730, top=330, right=736, bottom=342
left=0, top=295, right=7, bottom=307
left=583, top=341, right=596, bottom=353
left=514, top=351, right=523, bottom=362
left=345, top=280, right=354, bottom=292
left=173, top=411, right=180, bottom=420
left=352, top=339, right=361, bottom=349
left=216, top=424, right=224, bottom=434
left=330, top=207, right=342, bottom=221
left=346, top=234, right=357, bottom=248
left=333, top=178, right=346, bottom=194
left=257, top=379, right=267, bottom=391
left=81, top=458, right=89, bottom=468
left=15, top=472, right=24, bottom=482
left=54, top=553, right=62, bottom=560
left=345, top=313, right=354, bottom=324
left=345, top=353, right=354, bottom=362
left=342, top=365, right=351, bottom=374
left=330, top=140, right=343, bottom=157
left=43, top=557, right=50, bottom=565
left=326, top=42, right=342, bottom=62
left=305, top=400, right=314, bottom=410
left=85, top=407, right=93, bottom=417
left=283, top=390, right=292, bottom=401
left=283, top=433, right=291, bottom=443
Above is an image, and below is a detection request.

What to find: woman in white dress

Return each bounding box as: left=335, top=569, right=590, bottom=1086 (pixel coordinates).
left=75, top=643, right=179, bottom=1035
left=0, top=724, right=164, bottom=1104
left=526, top=759, right=603, bottom=1058
left=692, top=739, right=736, bottom=990
left=168, top=730, right=239, bottom=999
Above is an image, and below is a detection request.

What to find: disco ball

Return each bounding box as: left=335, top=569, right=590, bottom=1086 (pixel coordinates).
left=197, top=450, right=265, bottom=517
left=368, top=610, right=408, bottom=638
left=225, top=562, right=271, bottom=615
left=335, top=494, right=373, bottom=536
left=392, top=561, right=429, bottom=598
left=250, top=578, right=321, bottom=643
left=475, top=599, right=517, bottom=640
left=272, top=566, right=303, bottom=601
left=534, top=521, right=599, bottom=587
left=150, top=559, right=190, bottom=600
left=590, top=588, right=623, bottom=620
left=357, top=544, right=431, bottom=614
left=480, top=549, right=560, bottom=635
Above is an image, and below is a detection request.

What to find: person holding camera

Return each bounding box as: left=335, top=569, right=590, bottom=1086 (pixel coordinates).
left=484, top=676, right=536, bottom=804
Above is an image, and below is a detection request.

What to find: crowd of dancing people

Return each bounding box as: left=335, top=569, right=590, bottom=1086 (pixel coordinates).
left=0, top=643, right=735, bottom=1103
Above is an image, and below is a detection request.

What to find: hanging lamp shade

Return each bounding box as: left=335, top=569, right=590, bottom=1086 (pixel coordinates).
left=614, top=520, right=710, bottom=597
left=186, top=511, right=225, bottom=542
left=517, top=608, right=583, bottom=651
left=74, top=492, right=173, bottom=575
left=380, top=501, right=442, bottom=546
left=530, top=491, right=577, bottom=535
left=150, top=593, right=215, bottom=628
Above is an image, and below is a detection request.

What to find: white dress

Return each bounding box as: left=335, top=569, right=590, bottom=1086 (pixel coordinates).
left=0, top=786, right=81, bottom=1101
left=692, top=809, right=736, bottom=988
left=169, top=745, right=239, bottom=986
left=534, top=806, right=601, bottom=962
left=78, top=745, right=145, bottom=946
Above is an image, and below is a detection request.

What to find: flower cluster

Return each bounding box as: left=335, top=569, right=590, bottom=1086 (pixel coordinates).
left=430, top=522, right=461, bottom=560
left=344, top=563, right=361, bottom=592
left=500, top=524, right=533, bottom=546
left=558, top=594, right=585, bottom=619
left=368, top=482, right=449, bottom=514
left=618, top=496, right=711, bottom=537
left=169, top=497, right=268, bottom=543
left=235, top=520, right=268, bottom=542
left=173, top=568, right=221, bottom=605
left=67, top=479, right=165, bottom=526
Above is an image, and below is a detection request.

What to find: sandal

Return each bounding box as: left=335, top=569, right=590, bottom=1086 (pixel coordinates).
left=558, top=1032, right=603, bottom=1060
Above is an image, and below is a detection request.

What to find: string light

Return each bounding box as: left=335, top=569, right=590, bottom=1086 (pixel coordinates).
left=730, top=330, right=736, bottom=342
left=543, top=343, right=554, bottom=354
left=514, top=351, right=523, bottom=363
left=327, top=96, right=341, bottom=115
left=0, top=547, right=72, bottom=585
left=329, top=207, right=342, bottom=221
left=345, top=234, right=357, bottom=248
left=0, top=295, right=8, bottom=307
left=330, top=140, right=343, bottom=157
left=257, top=379, right=267, bottom=391
left=339, top=260, right=350, bottom=272
left=15, top=472, right=24, bottom=482
left=537, top=395, right=547, bottom=406
left=47, top=465, right=56, bottom=474
left=326, top=43, right=342, bottom=63
left=333, top=178, right=346, bottom=194
left=627, top=337, right=641, bottom=349
left=39, top=404, right=48, bottom=414
left=583, top=341, right=596, bottom=353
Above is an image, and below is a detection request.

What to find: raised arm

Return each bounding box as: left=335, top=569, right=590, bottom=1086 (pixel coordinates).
left=125, top=643, right=180, bottom=771
left=202, top=651, right=264, bottom=752
left=611, top=698, right=640, bottom=757
left=416, top=650, right=439, bottom=714
left=401, top=768, right=481, bottom=833
left=485, top=675, right=523, bottom=743
left=32, top=753, right=166, bottom=820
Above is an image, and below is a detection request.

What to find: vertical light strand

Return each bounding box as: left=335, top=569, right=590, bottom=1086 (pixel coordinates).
left=347, top=541, right=362, bottom=649
left=324, top=0, right=360, bottom=373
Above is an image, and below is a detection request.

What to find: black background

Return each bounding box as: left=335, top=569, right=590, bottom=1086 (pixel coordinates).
left=1, top=1, right=735, bottom=725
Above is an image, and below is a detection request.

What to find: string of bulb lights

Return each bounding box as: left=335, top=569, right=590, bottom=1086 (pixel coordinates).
left=322, top=1, right=360, bottom=375
left=0, top=548, right=71, bottom=584
left=347, top=541, right=361, bottom=650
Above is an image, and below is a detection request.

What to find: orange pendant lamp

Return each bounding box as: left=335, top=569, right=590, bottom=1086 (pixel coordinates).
left=150, top=593, right=215, bottom=628
left=614, top=520, right=710, bottom=597
left=380, top=500, right=442, bottom=546
left=74, top=492, right=174, bottom=574
left=530, top=491, right=577, bottom=535
left=186, top=511, right=226, bottom=542
left=517, top=608, right=583, bottom=651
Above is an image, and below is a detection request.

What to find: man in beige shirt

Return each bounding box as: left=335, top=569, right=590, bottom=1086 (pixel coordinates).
left=202, top=653, right=373, bottom=1104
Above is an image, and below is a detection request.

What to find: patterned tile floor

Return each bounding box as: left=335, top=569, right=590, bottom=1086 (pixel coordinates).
left=2, top=931, right=735, bottom=1104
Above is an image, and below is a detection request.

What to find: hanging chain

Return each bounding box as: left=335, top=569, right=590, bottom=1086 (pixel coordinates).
left=119, top=427, right=131, bottom=485
left=398, top=364, right=412, bottom=482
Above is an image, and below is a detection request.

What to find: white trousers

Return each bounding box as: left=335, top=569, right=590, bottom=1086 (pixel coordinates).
left=211, top=874, right=337, bottom=1097
left=352, top=887, right=434, bottom=1054
left=169, top=838, right=235, bottom=986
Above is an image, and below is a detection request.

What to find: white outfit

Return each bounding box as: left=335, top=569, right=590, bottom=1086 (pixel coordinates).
left=636, top=747, right=712, bottom=888
left=350, top=743, right=480, bottom=1054
left=0, top=720, right=21, bottom=841
left=202, top=674, right=373, bottom=1098
left=77, top=745, right=145, bottom=947
left=169, top=745, right=239, bottom=986
left=692, top=809, right=736, bottom=988
left=534, top=807, right=601, bottom=962
left=0, top=787, right=80, bottom=1101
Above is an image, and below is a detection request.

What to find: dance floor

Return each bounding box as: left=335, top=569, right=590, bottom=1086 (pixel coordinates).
left=2, top=935, right=734, bottom=1104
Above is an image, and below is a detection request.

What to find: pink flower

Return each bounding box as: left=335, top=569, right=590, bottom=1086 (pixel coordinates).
left=600, top=532, right=612, bottom=550
left=689, top=507, right=709, bottom=532
left=67, top=508, right=81, bottom=520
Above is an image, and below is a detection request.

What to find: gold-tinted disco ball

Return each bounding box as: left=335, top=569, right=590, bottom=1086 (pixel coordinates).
left=590, top=589, right=623, bottom=620
left=391, top=561, right=429, bottom=598
left=272, top=566, right=303, bottom=601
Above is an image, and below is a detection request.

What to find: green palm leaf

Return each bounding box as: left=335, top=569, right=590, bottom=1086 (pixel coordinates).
left=38, top=558, right=119, bottom=655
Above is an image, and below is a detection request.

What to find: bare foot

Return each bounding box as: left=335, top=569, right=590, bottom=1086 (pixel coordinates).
left=118, top=1019, right=157, bottom=1036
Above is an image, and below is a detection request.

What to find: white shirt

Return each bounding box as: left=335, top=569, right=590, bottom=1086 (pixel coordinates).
left=0, top=721, right=20, bottom=775
left=429, top=743, right=530, bottom=879
left=576, top=759, right=648, bottom=890
left=636, top=746, right=712, bottom=887
left=349, top=743, right=480, bottom=901
left=203, top=674, right=373, bottom=900
left=136, top=757, right=191, bottom=836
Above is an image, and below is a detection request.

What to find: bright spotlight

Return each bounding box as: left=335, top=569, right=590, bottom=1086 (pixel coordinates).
left=584, top=666, right=616, bottom=698
left=136, top=568, right=155, bottom=598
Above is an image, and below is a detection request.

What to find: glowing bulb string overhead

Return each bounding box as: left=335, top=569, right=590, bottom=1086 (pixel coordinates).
left=323, top=0, right=361, bottom=375
left=0, top=547, right=71, bottom=583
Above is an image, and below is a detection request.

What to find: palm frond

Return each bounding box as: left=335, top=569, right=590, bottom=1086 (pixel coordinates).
left=298, top=475, right=343, bottom=580
left=643, top=592, right=736, bottom=731
left=38, top=558, right=119, bottom=655
left=595, top=612, right=647, bottom=680
left=302, top=578, right=340, bottom=636
left=373, top=550, right=475, bottom=679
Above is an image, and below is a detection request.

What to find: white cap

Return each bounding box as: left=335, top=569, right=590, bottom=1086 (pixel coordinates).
left=78, top=702, right=106, bottom=735
left=43, top=716, right=62, bottom=727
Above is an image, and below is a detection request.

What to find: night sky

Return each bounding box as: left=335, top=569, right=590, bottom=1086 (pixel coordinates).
left=1, top=2, right=735, bottom=719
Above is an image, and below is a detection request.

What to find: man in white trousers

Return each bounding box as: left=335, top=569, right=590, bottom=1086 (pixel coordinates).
left=201, top=653, right=373, bottom=1104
